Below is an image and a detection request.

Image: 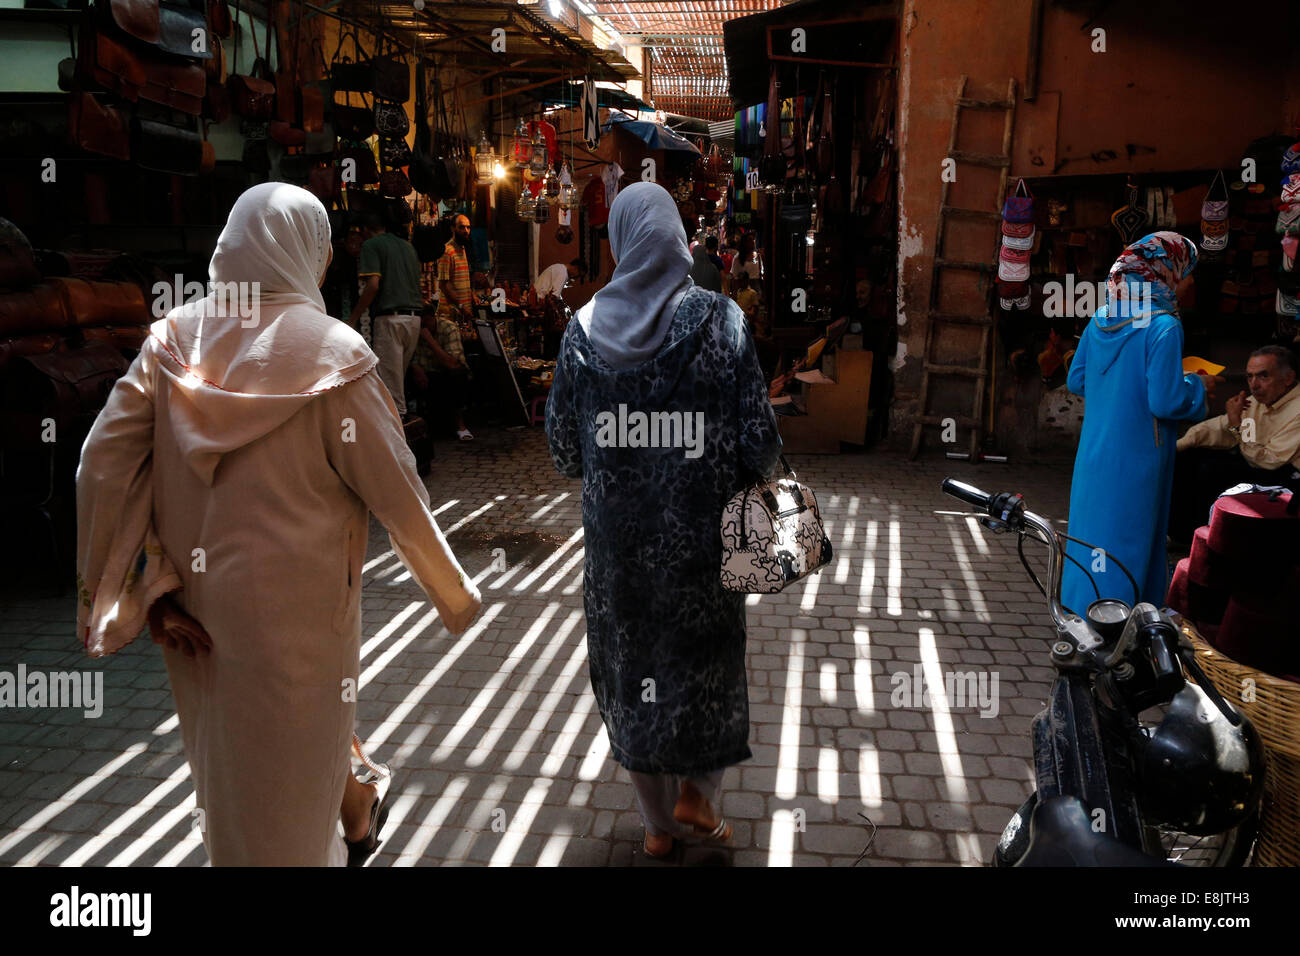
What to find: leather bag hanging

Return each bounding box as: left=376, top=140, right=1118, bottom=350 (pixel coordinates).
left=67, top=92, right=131, bottom=161
left=381, top=168, right=412, bottom=198
left=329, top=27, right=372, bottom=93
left=132, top=112, right=204, bottom=175
left=758, top=66, right=784, bottom=189
left=334, top=102, right=375, bottom=140
left=379, top=136, right=412, bottom=169
left=225, top=0, right=275, bottom=118
left=340, top=141, right=380, bottom=185
left=370, top=36, right=409, bottom=104
left=76, top=14, right=150, bottom=101
left=208, top=0, right=232, bottom=38
left=374, top=101, right=409, bottom=138
left=104, top=0, right=160, bottom=44
left=406, top=54, right=441, bottom=197
left=155, top=2, right=213, bottom=61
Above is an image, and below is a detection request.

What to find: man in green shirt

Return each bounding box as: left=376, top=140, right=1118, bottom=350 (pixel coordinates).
left=349, top=211, right=424, bottom=419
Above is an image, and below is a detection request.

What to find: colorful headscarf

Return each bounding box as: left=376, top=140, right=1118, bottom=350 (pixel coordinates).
left=1098, top=231, right=1198, bottom=330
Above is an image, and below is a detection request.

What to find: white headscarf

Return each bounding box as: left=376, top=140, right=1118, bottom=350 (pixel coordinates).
left=149, top=183, right=377, bottom=484
left=576, top=181, right=694, bottom=369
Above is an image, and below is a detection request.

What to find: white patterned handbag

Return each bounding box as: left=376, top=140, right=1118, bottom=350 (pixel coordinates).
left=720, top=457, right=833, bottom=593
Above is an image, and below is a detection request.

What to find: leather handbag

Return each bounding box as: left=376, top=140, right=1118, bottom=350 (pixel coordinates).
left=76, top=16, right=149, bottom=100
left=333, top=103, right=374, bottom=140
left=385, top=196, right=412, bottom=225
left=340, top=142, right=380, bottom=185
left=720, top=456, right=832, bottom=594
left=138, top=57, right=205, bottom=114
left=307, top=161, right=338, bottom=203
left=1003, top=178, right=1034, bottom=223
left=155, top=1, right=213, bottom=61
left=67, top=92, right=131, bottom=161
left=381, top=168, right=412, bottom=198
left=329, top=27, right=372, bottom=93
left=204, top=36, right=226, bottom=82
left=0, top=284, right=74, bottom=337
left=758, top=67, right=784, bottom=190
left=104, top=0, right=160, bottom=45
left=80, top=325, right=150, bottom=352
left=132, top=114, right=204, bottom=175
left=48, top=277, right=150, bottom=327
left=225, top=0, right=275, bottom=118
left=374, top=101, right=409, bottom=138
left=370, top=38, right=409, bottom=103
left=379, top=136, right=411, bottom=169
left=204, top=73, right=232, bottom=122
left=407, top=56, right=441, bottom=197
left=270, top=120, right=306, bottom=147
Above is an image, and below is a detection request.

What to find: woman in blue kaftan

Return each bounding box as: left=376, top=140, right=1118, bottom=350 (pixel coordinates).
left=1063, top=232, right=1212, bottom=616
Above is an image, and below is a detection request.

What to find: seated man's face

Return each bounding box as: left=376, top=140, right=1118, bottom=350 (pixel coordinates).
left=1245, top=355, right=1296, bottom=406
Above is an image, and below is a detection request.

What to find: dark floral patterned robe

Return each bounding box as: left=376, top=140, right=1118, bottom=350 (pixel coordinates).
left=545, top=288, right=782, bottom=775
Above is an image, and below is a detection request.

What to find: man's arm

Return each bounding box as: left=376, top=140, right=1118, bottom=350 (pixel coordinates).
left=1244, top=401, right=1300, bottom=468
left=349, top=275, right=380, bottom=327
left=1176, top=414, right=1234, bottom=453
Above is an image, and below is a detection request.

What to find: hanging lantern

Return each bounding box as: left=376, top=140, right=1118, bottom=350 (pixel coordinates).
left=534, top=192, right=551, bottom=224
left=529, top=130, right=548, bottom=177
left=511, top=118, right=531, bottom=168
left=474, top=130, right=496, bottom=180
left=545, top=170, right=560, bottom=199
left=517, top=187, right=537, bottom=220
left=558, top=163, right=577, bottom=209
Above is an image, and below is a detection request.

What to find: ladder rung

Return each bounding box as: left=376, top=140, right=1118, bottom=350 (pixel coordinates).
left=917, top=414, right=981, bottom=427
left=934, top=258, right=995, bottom=273
left=942, top=205, right=1002, bottom=223
left=949, top=150, right=1010, bottom=168
left=957, top=96, right=1014, bottom=111
left=924, top=363, right=988, bottom=378
left=929, top=312, right=993, bottom=327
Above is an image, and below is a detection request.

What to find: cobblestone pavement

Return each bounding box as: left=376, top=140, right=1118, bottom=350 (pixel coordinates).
left=0, top=426, right=1076, bottom=866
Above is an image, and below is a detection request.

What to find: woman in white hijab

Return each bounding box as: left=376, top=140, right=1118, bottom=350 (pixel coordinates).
left=546, top=182, right=782, bottom=859
left=76, top=183, right=482, bottom=866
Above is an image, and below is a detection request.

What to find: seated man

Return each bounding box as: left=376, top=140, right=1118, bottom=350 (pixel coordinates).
left=733, top=270, right=761, bottom=333
left=1169, top=345, right=1300, bottom=544
left=409, top=305, right=473, bottom=441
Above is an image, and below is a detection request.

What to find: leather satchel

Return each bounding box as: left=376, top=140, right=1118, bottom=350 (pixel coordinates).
left=307, top=162, right=338, bottom=204
left=132, top=115, right=204, bottom=175
left=0, top=284, right=73, bottom=338
left=371, top=44, right=409, bottom=104
left=379, top=136, right=411, bottom=169
left=333, top=103, right=374, bottom=140
left=208, top=0, right=232, bottom=38
left=204, top=36, right=226, bottom=82
left=105, top=0, right=160, bottom=45
left=204, top=73, right=232, bottom=122
left=380, top=168, right=412, bottom=198
left=329, top=28, right=372, bottom=92
left=270, top=120, right=306, bottom=147
left=156, top=2, right=213, bottom=61
left=340, top=143, right=379, bottom=185
left=76, top=18, right=149, bottom=100
left=139, top=57, right=205, bottom=114
left=67, top=92, right=131, bottom=161
left=374, top=101, right=409, bottom=138
left=48, top=277, right=150, bottom=327
left=225, top=0, right=275, bottom=118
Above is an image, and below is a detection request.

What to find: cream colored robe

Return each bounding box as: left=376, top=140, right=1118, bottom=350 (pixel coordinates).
left=77, top=323, right=480, bottom=866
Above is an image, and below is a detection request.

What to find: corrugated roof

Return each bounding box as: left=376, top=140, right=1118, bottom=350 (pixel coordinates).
left=592, top=1, right=789, bottom=121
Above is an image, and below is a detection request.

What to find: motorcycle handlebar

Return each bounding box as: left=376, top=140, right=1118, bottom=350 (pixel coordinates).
left=941, top=478, right=992, bottom=511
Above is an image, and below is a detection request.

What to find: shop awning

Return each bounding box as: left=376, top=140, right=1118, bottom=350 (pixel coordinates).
left=526, top=81, right=652, bottom=114
left=722, top=0, right=900, bottom=109
left=602, top=113, right=702, bottom=155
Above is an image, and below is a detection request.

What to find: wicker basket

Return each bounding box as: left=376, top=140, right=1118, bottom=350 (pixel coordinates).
left=1184, top=623, right=1300, bottom=866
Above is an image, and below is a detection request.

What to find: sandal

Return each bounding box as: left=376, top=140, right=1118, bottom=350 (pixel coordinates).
left=346, top=735, right=392, bottom=867
left=643, top=832, right=675, bottom=858
left=672, top=781, right=734, bottom=844
left=457, top=428, right=474, bottom=441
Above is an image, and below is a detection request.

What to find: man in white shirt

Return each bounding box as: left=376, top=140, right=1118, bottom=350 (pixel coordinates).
left=534, top=258, right=582, bottom=299
left=1169, top=345, right=1300, bottom=544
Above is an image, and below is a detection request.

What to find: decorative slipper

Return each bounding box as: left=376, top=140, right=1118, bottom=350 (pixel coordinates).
left=457, top=428, right=474, bottom=441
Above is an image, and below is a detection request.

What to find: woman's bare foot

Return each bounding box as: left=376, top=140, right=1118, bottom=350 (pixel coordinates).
left=672, top=780, right=733, bottom=842
left=341, top=770, right=379, bottom=842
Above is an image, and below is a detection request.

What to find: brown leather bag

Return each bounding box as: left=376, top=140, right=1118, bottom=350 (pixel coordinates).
left=76, top=18, right=149, bottom=100
left=225, top=0, right=275, bottom=118
left=80, top=325, right=151, bottom=352
left=139, top=59, right=205, bottom=114
left=48, top=278, right=150, bottom=328
left=0, top=284, right=73, bottom=338
left=208, top=0, right=232, bottom=38
left=204, top=36, right=226, bottom=83
left=67, top=92, right=131, bottom=161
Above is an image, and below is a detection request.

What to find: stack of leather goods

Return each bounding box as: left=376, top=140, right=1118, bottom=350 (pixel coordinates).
left=1166, top=484, right=1300, bottom=683
left=0, top=223, right=152, bottom=575
left=64, top=0, right=230, bottom=176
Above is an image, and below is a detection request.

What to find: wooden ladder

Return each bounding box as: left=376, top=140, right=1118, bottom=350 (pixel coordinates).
left=909, top=76, right=1017, bottom=461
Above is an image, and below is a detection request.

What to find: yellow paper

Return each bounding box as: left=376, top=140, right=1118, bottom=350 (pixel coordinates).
left=1182, top=356, right=1224, bottom=376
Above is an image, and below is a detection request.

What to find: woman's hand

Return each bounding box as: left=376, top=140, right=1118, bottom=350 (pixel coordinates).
left=147, top=594, right=213, bottom=658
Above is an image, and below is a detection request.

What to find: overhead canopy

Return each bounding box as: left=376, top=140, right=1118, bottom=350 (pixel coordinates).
left=526, top=81, right=652, bottom=114
left=603, top=113, right=702, bottom=155
left=723, top=0, right=899, bottom=109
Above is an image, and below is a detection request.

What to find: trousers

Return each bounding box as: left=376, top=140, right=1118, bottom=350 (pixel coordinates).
left=372, top=314, right=421, bottom=417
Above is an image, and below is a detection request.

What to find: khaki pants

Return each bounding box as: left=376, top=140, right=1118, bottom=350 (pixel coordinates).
left=372, top=313, right=421, bottom=417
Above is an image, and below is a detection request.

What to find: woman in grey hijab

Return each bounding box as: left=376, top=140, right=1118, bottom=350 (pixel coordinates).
left=546, top=182, right=782, bottom=859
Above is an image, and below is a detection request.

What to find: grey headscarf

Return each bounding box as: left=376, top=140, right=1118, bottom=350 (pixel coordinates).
left=576, top=181, right=694, bottom=369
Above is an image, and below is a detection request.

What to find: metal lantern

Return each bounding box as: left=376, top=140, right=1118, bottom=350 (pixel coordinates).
left=545, top=170, right=560, bottom=198
left=474, top=130, right=496, bottom=180
left=517, top=187, right=537, bottom=219
left=511, top=118, right=531, bottom=168
left=534, top=192, right=551, bottom=224
left=529, top=130, right=548, bottom=177
left=559, top=182, right=578, bottom=210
